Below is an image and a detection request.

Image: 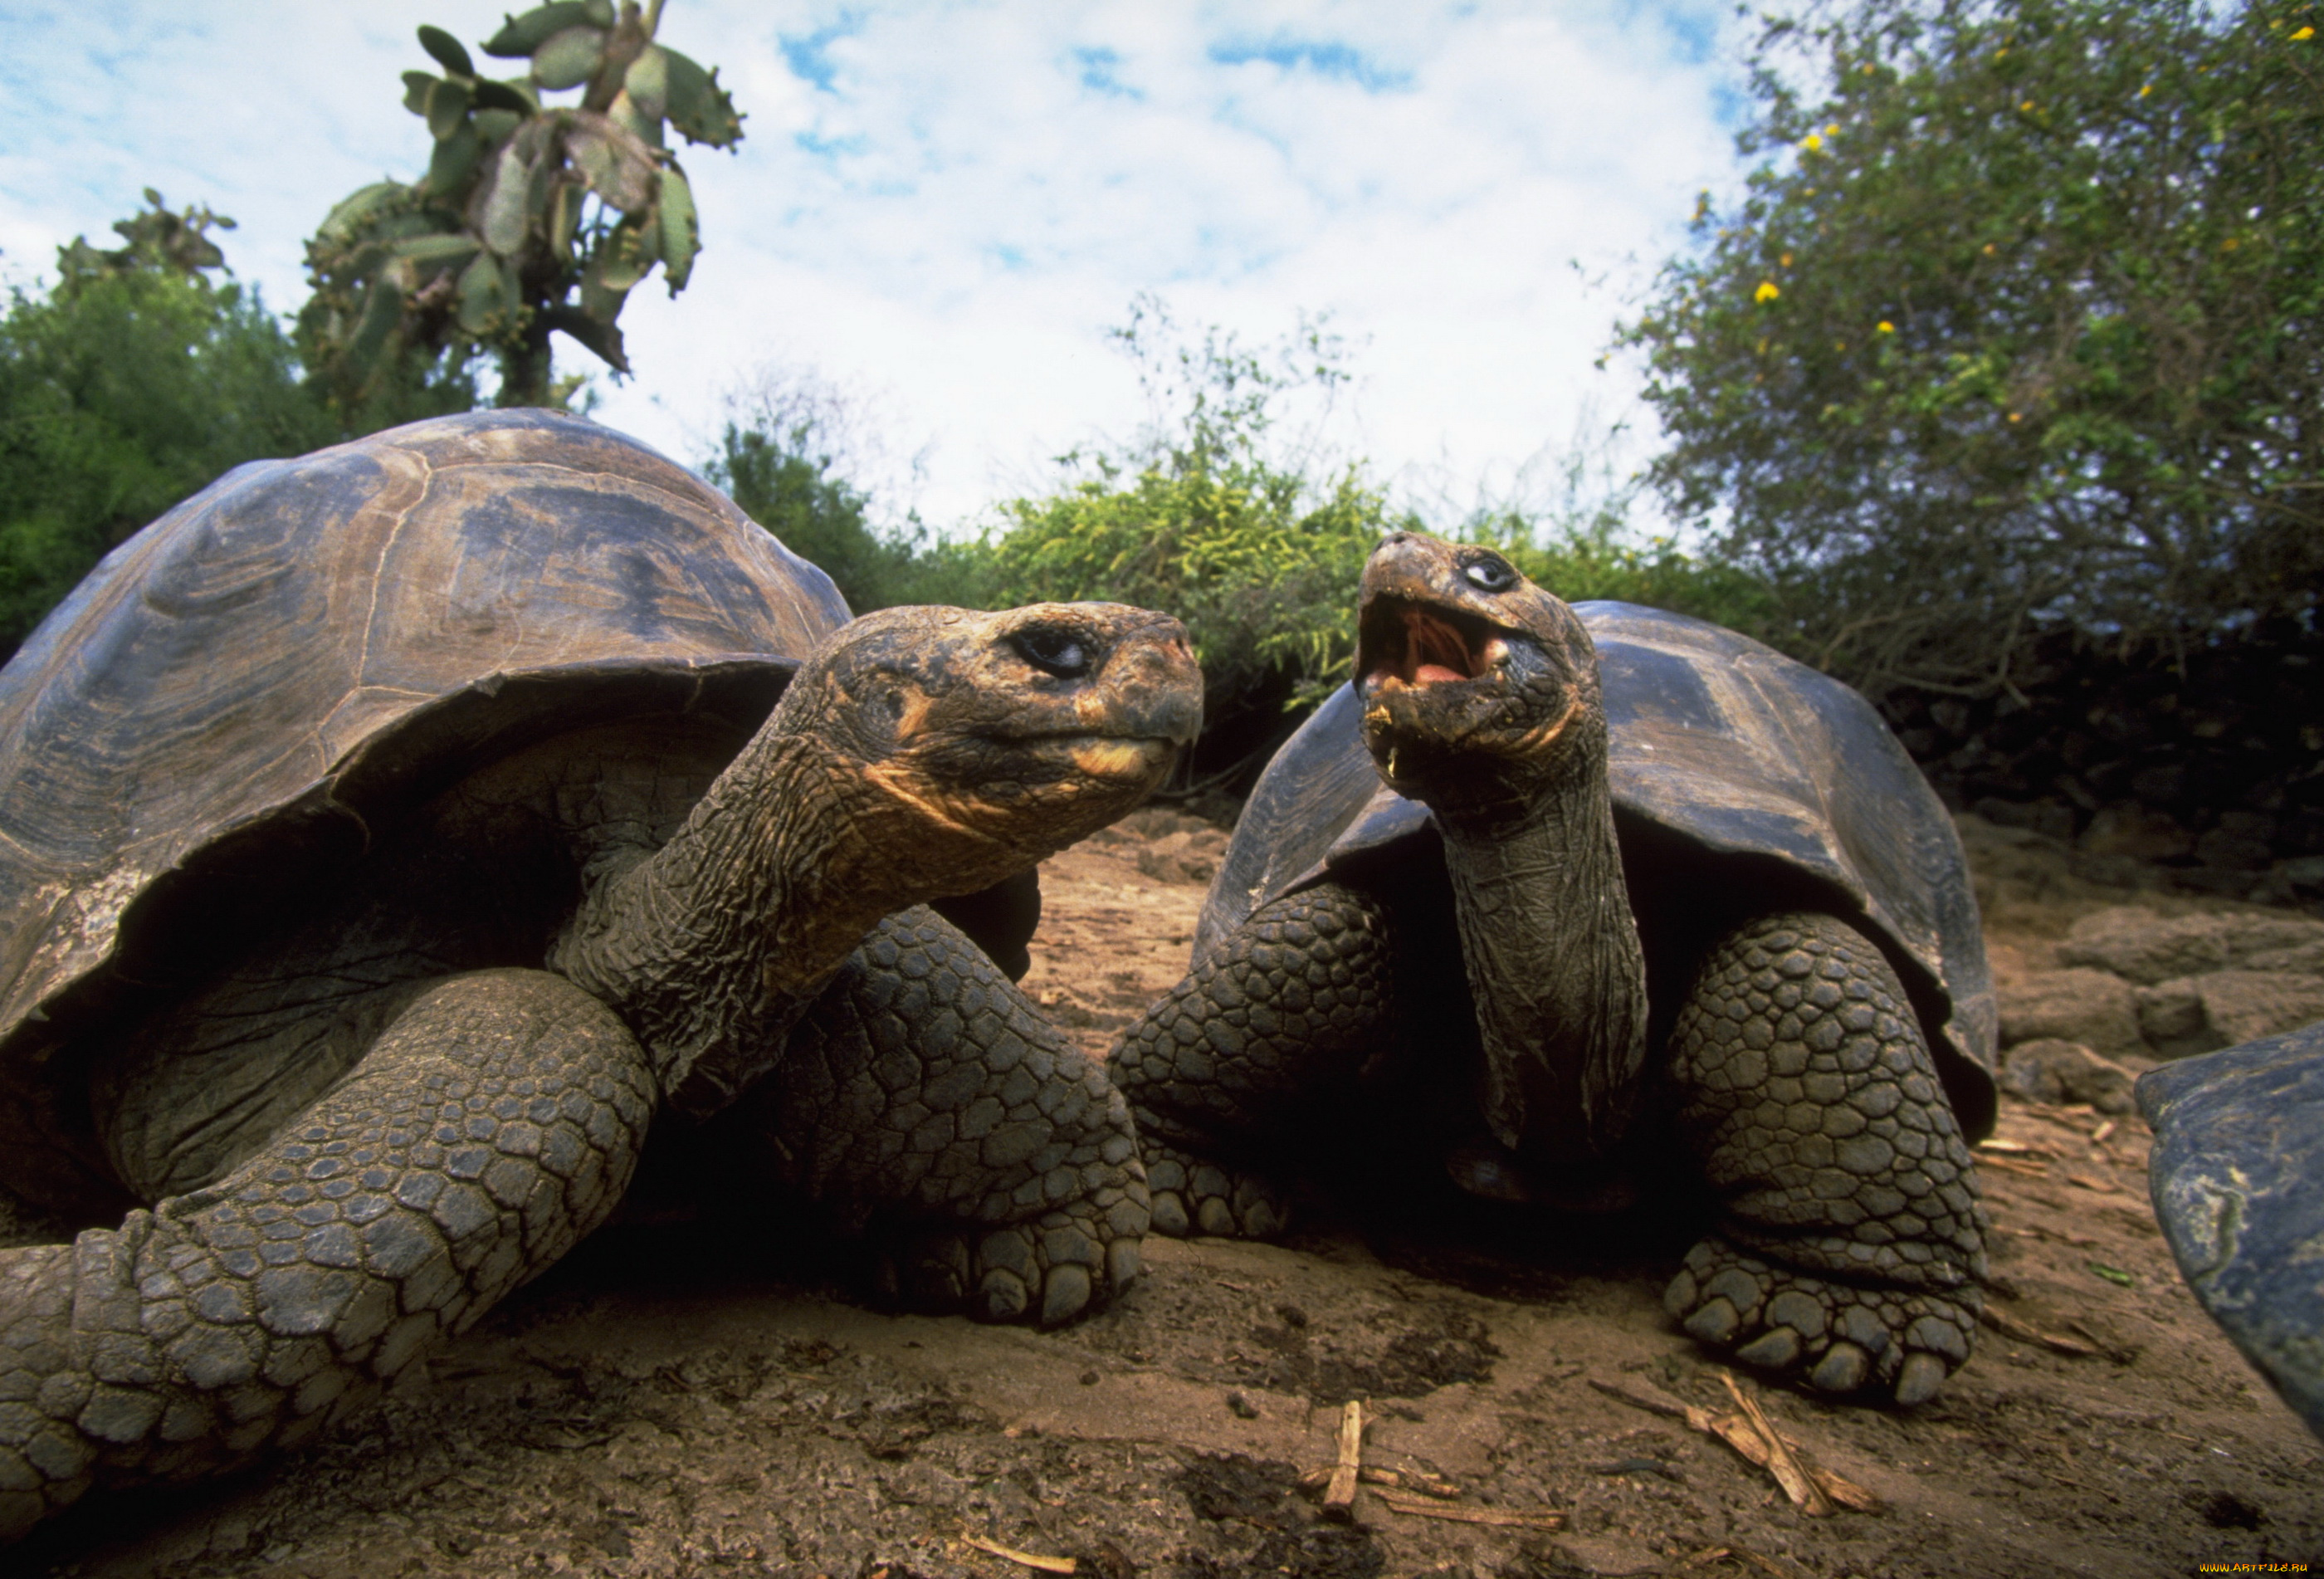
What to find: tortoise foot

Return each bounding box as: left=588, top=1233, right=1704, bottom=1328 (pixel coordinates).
left=872, top=1195, right=1145, bottom=1327
left=1140, top=1141, right=1291, bottom=1240
left=1662, top=1237, right=1979, bottom=1405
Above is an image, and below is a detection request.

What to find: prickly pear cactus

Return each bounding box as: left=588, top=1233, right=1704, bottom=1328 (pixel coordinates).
left=300, top=1, right=743, bottom=406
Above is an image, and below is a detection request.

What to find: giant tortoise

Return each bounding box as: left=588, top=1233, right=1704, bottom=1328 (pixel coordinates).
left=0, top=409, right=1201, bottom=1538
left=1110, top=530, right=1995, bottom=1404
left=2139, top=1019, right=2324, bottom=1440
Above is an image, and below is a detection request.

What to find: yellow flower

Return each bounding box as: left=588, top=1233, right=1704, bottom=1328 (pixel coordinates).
left=1877, top=320, right=1896, bottom=333
left=1780, top=252, right=1794, bottom=267
left=1983, top=242, right=1997, bottom=256
left=1755, top=281, right=1781, bottom=303
left=2295, top=25, right=2317, bottom=37
left=2139, top=83, right=2153, bottom=96
left=2008, top=412, right=2022, bottom=423
left=1802, top=132, right=1824, bottom=152
left=2020, top=99, right=2036, bottom=112
left=1824, top=122, right=1840, bottom=136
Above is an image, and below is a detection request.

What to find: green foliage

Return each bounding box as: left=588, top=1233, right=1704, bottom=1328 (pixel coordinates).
left=980, top=462, right=1390, bottom=710
left=1485, top=513, right=1782, bottom=636
left=0, top=200, right=340, bottom=659
left=972, top=299, right=1399, bottom=712
left=705, top=369, right=951, bottom=614
left=1620, top=0, right=2324, bottom=695
left=53, top=188, right=234, bottom=286
left=300, top=0, right=743, bottom=413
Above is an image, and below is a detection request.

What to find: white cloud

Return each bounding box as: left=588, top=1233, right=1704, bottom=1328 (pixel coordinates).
left=0, top=0, right=1749, bottom=530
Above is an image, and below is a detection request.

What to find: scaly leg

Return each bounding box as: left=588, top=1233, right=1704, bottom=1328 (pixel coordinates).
left=0, top=969, right=652, bottom=1539
left=1661, top=912, right=1986, bottom=1405
left=1107, top=882, right=1403, bottom=1239
left=717, top=907, right=1148, bottom=1327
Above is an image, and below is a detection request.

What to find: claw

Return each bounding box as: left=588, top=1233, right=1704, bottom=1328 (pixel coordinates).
left=1735, top=1327, right=1801, bottom=1369
left=1040, top=1264, right=1092, bottom=1326
left=1150, top=1191, right=1190, bottom=1237
left=1894, top=1350, right=1948, bottom=1406
left=977, top=1268, right=1029, bottom=1322
left=1809, top=1341, right=1869, bottom=1393
left=1683, top=1297, right=1741, bottom=1346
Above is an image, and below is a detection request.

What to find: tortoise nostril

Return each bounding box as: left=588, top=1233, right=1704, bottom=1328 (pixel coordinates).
left=1013, top=623, right=1091, bottom=678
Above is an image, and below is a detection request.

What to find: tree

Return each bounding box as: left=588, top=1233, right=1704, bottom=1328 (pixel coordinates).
left=706, top=370, right=933, bottom=614
left=0, top=193, right=340, bottom=659
left=300, top=0, right=743, bottom=413
left=1620, top=0, right=2324, bottom=696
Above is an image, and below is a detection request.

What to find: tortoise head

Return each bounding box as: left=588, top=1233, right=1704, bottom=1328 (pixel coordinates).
left=774, top=601, right=1203, bottom=882
left=1355, top=530, right=1604, bottom=809
left=1352, top=530, right=1647, bottom=1171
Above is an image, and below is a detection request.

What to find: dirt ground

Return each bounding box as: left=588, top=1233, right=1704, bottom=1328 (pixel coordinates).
left=17, top=814, right=2324, bottom=1579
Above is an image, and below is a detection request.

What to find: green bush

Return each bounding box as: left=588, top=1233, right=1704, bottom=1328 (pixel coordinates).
left=978, top=460, right=1391, bottom=710
left=0, top=202, right=346, bottom=659
left=1485, top=515, right=1782, bottom=639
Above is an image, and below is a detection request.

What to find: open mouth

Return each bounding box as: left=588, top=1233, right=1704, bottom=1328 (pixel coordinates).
left=1359, top=597, right=1506, bottom=687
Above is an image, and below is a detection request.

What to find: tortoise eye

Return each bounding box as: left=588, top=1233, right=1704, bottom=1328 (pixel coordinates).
left=1462, top=557, right=1516, bottom=594
left=1013, top=623, right=1090, bottom=677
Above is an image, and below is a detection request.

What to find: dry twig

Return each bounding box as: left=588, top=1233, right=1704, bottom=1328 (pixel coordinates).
left=1369, top=1490, right=1566, bottom=1530
left=1979, top=1304, right=2100, bottom=1357
left=1322, top=1399, right=1365, bottom=1521
left=962, top=1534, right=1077, bottom=1574
left=1591, top=1374, right=1880, bottom=1513
left=1721, top=1374, right=1833, bottom=1516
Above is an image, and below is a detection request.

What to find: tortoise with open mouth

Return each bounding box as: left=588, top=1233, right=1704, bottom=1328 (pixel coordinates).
left=0, top=409, right=1202, bottom=1539
left=1110, top=530, right=1995, bottom=1404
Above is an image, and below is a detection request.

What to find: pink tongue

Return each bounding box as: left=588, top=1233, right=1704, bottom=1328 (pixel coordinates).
left=1415, top=663, right=1466, bottom=684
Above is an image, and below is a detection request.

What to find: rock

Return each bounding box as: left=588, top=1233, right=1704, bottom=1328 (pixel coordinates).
left=2079, top=804, right=2194, bottom=863
left=2167, top=970, right=2324, bottom=1050
left=2136, top=980, right=2214, bottom=1058
left=1997, top=967, right=2146, bottom=1059
left=2197, top=827, right=2277, bottom=873
left=2056, top=906, right=2324, bottom=985
left=1999, top=1039, right=2141, bottom=1114
left=2139, top=1019, right=2324, bottom=1439
left=1975, top=797, right=2077, bottom=842
left=2058, top=908, right=2229, bottom=984
left=2245, top=936, right=2324, bottom=977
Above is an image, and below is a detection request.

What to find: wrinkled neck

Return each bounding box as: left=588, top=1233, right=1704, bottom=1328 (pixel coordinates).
left=1428, top=747, right=1648, bottom=1168
left=549, top=721, right=926, bottom=1120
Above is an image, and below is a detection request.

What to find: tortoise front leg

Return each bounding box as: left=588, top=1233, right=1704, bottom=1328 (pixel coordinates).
left=0, top=969, right=652, bottom=1540
left=715, top=907, right=1148, bottom=1327
left=1107, top=881, right=1404, bottom=1239
left=1662, top=912, right=1986, bottom=1405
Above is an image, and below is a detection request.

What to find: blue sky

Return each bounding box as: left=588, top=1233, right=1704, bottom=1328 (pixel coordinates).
left=0, top=2, right=1750, bottom=530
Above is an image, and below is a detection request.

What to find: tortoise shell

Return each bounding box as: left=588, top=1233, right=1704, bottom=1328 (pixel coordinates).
left=1197, top=601, right=1998, bottom=1138
left=0, top=408, right=848, bottom=1203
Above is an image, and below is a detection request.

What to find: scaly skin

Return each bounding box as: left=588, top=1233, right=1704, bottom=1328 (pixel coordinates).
left=0, top=970, right=651, bottom=1539
left=1107, top=882, right=1399, bottom=1239
left=722, top=907, right=1148, bottom=1325
left=1660, top=911, right=1985, bottom=1404
left=1110, top=900, right=1989, bottom=1404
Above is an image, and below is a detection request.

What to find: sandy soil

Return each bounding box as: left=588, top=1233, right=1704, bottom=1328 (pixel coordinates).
left=17, top=814, right=2323, bottom=1579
